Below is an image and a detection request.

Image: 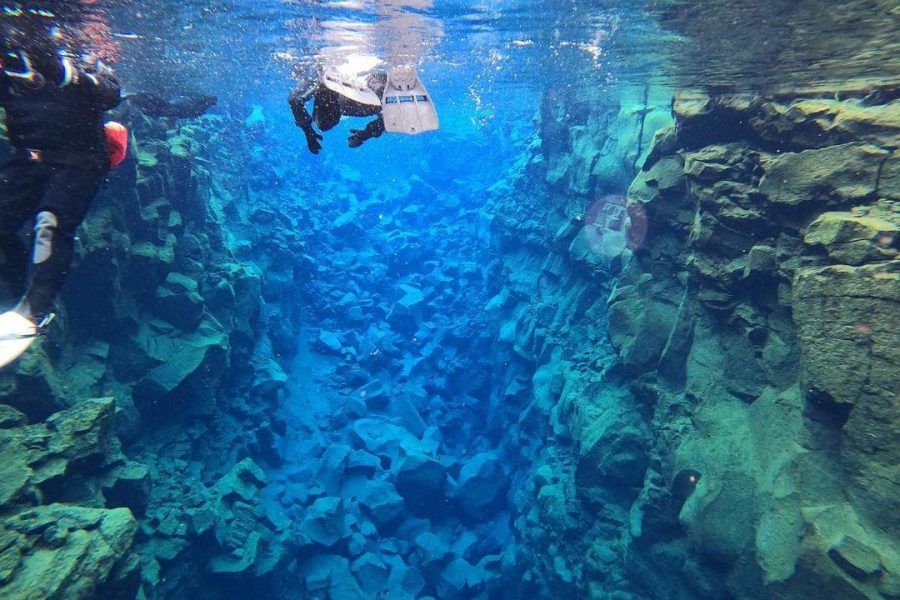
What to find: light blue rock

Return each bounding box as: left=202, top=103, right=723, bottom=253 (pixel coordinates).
left=384, top=555, right=426, bottom=598
left=388, top=395, right=428, bottom=436
left=414, top=531, right=452, bottom=568
left=298, top=554, right=367, bottom=600
left=213, top=458, right=267, bottom=503
left=437, top=558, right=485, bottom=598
left=347, top=532, right=368, bottom=557
left=397, top=285, right=425, bottom=309
left=315, top=445, right=351, bottom=496
left=346, top=449, right=381, bottom=477
left=456, top=452, right=507, bottom=518
left=352, top=553, right=390, bottom=595
left=315, top=330, right=344, bottom=355
left=299, top=496, right=346, bottom=547
left=357, top=479, right=406, bottom=529
left=351, top=418, right=424, bottom=460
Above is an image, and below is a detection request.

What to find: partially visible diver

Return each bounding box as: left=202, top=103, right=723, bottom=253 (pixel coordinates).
left=288, top=64, right=439, bottom=155
left=0, top=12, right=120, bottom=366
left=289, top=66, right=388, bottom=154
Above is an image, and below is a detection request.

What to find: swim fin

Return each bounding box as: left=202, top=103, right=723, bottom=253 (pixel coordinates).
left=0, top=310, right=37, bottom=368
left=322, top=72, right=382, bottom=107
left=381, top=67, right=439, bottom=134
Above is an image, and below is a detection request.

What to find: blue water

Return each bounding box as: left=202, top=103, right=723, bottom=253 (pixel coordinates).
left=2, top=1, right=900, bottom=599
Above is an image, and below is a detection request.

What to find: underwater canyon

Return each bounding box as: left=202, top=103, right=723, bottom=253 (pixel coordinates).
left=0, top=3, right=899, bottom=599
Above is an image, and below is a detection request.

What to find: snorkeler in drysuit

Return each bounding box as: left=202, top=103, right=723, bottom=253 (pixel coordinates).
left=288, top=65, right=440, bottom=154
left=0, top=13, right=121, bottom=366
left=288, top=67, right=388, bottom=154
left=124, top=91, right=217, bottom=119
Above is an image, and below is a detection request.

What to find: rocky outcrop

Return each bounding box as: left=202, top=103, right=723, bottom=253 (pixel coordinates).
left=482, top=85, right=899, bottom=600
left=610, top=93, right=900, bottom=598
left=1, top=104, right=289, bottom=599
left=0, top=399, right=141, bottom=599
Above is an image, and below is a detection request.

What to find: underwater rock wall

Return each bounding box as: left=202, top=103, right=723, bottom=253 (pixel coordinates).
left=482, top=88, right=712, bottom=599
left=488, top=88, right=899, bottom=599
left=617, top=92, right=900, bottom=599
left=0, top=107, right=295, bottom=598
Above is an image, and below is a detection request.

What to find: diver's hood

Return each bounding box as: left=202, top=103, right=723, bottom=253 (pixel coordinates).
left=321, top=72, right=381, bottom=107
left=387, top=65, right=418, bottom=92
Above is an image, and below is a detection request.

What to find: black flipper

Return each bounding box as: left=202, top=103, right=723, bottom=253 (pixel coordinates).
left=125, top=92, right=217, bottom=119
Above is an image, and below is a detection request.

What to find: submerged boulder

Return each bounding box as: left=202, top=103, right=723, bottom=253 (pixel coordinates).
left=0, top=505, right=138, bottom=599
left=298, top=554, right=368, bottom=600
left=352, top=553, right=391, bottom=595
left=394, top=453, right=448, bottom=517
left=358, top=479, right=406, bottom=530
left=131, top=318, right=229, bottom=419
left=455, top=452, right=507, bottom=519
left=804, top=210, right=898, bottom=266
left=300, top=497, right=346, bottom=548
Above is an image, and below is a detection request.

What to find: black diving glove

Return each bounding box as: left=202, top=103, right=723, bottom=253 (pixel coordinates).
left=348, top=128, right=368, bottom=148
left=31, top=49, right=68, bottom=86
left=1, top=49, right=46, bottom=92
left=303, top=126, right=323, bottom=154
left=348, top=119, right=385, bottom=148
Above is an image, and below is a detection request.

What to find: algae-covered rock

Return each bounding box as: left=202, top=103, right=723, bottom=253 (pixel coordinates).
left=759, top=143, right=887, bottom=208
left=607, top=268, right=683, bottom=371
left=793, top=261, right=899, bottom=408
left=0, top=505, right=138, bottom=600
left=793, top=260, right=900, bottom=535
left=750, top=98, right=900, bottom=150
left=214, top=458, right=267, bottom=503
left=565, top=381, right=650, bottom=492
left=881, top=154, right=900, bottom=201
left=0, top=404, right=26, bottom=428
left=628, top=155, right=690, bottom=227
left=804, top=211, right=898, bottom=265
left=154, top=272, right=205, bottom=330
left=131, top=317, right=229, bottom=418
left=672, top=93, right=759, bottom=149
left=0, top=398, right=119, bottom=504
left=759, top=504, right=900, bottom=600
left=45, top=397, right=116, bottom=461
left=102, top=461, right=151, bottom=516
left=568, top=225, right=628, bottom=271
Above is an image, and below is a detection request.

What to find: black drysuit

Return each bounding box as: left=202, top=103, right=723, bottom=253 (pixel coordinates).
left=288, top=71, right=387, bottom=153
left=0, top=61, right=121, bottom=318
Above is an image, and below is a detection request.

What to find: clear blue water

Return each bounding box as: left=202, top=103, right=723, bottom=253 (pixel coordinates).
left=2, top=1, right=899, bottom=599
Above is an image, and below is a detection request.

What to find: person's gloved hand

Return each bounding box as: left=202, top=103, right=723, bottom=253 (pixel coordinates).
left=304, top=127, right=323, bottom=154
left=30, top=49, right=67, bottom=85
left=1, top=49, right=46, bottom=91
left=348, top=129, right=368, bottom=148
